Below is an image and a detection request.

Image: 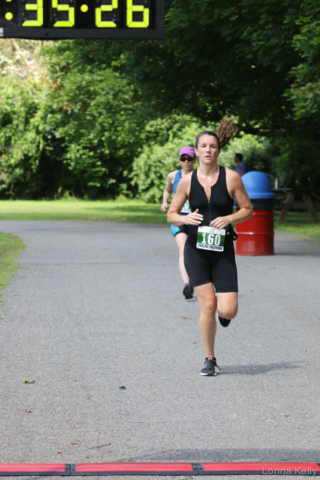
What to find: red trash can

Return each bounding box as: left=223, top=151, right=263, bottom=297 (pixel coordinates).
left=235, top=172, right=276, bottom=256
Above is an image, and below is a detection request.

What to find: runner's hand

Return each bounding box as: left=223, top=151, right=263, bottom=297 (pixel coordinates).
left=160, top=203, right=168, bottom=212
left=210, top=216, right=231, bottom=229
left=184, top=209, right=203, bottom=225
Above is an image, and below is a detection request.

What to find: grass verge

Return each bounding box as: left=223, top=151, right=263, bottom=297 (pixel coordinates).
left=0, top=232, right=25, bottom=306
left=0, top=200, right=319, bottom=242
left=0, top=199, right=167, bottom=224
left=274, top=210, right=320, bottom=243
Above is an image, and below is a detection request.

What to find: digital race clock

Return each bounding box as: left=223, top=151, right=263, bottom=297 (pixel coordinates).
left=0, top=0, right=164, bottom=39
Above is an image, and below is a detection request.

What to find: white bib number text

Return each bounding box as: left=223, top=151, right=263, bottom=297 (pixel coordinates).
left=197, top=226, right=226, bottom=252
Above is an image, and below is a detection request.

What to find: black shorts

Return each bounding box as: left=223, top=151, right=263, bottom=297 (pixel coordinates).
left=171, top=224, right=189, bottom=237
left=184, top=232, right=238, bottom=292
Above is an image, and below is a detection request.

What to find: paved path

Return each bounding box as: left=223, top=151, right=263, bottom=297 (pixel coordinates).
left=0, top=221, right=320, bottom=480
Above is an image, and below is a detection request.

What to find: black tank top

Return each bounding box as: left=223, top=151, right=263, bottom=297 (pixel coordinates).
left=189, top=166, right=234, bottom=227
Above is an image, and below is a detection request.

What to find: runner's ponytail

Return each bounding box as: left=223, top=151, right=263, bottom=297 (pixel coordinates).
left=216, top=116, right=238, bottom=148
left=195, top=117, right=238, bottom=150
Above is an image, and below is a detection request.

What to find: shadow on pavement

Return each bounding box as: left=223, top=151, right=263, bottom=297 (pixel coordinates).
left=220, top=361, right=304, bottom=376
left=116, top=448, right=320, bottom=463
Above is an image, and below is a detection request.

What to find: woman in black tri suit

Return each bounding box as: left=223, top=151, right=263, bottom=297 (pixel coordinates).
left=167, top=118, right=253, bottom=376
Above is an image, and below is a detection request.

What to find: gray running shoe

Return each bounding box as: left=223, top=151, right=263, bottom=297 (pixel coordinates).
left=201, top=357, right=221, bottom=376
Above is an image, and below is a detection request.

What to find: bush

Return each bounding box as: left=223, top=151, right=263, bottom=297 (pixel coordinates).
left=131, top=120, right=283, bottom=202
left=0, top=41, right=148, bottom=199
left=130, top=120, right=202, bottom=203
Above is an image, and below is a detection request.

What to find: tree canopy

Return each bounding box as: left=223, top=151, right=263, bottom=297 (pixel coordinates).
left=1, top=0, right=320, bottom=198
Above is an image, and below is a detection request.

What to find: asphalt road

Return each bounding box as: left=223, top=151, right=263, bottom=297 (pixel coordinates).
left=0, top=221, right=320, bottom=480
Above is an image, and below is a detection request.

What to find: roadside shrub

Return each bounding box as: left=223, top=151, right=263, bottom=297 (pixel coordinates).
left=130, top=121, right=201, bottom=203
left=131, top=122, right=281, bottom=202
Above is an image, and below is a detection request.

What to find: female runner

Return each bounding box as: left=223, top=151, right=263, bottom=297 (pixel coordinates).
left=161, top=147, right=197, bottom=300
left=167, top=119, right=253, bottom=376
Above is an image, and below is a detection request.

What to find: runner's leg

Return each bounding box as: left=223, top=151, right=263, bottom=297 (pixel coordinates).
left=216, top=292, right=238, bottom=320
left=194, top=283, right=217, bottom=358
left=175, top=232, right=189, bottom=284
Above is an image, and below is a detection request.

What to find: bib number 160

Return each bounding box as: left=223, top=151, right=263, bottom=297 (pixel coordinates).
left=201, top=233, right=221, bottom=246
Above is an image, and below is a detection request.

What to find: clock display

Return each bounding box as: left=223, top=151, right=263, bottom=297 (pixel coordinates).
left=0, top=0, right=164, bottom=39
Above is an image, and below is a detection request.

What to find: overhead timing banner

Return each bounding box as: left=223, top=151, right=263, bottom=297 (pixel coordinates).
left=0, top=0, right=164, bottom=39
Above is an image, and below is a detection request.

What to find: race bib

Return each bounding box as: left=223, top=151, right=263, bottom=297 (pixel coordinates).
left=181, top=200, right=191, bottom=214
left=196, top=226, right=226, bottom=252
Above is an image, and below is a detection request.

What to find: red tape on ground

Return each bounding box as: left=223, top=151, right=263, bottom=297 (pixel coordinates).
left=1, top=462, right=320, bottom=476
left=0, top=464, right=70, bottom=476
left=202, top=462, right=320, bottom=475
left=75, top=462, right=195, bottom=475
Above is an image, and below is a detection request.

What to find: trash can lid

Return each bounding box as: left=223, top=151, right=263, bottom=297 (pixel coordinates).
left=242, top=171, right=276, bottom=199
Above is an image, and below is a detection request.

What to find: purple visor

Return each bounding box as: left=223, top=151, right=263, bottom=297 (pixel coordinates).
left=179, top=146, right=196, bottom=158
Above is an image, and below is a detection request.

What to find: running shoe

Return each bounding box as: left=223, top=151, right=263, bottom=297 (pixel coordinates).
left=183, top=282, right=194, bottom=300
left=218, top=315, right=231, bottom=327
left=201, top=357, right=221, bottom=376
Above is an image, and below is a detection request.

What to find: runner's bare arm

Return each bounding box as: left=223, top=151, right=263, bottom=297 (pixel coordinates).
left=160, top=172, right=175, bottom=212
left=210, top=169, right=253, bottom=229
left=167, top=176, right=203, bottom=226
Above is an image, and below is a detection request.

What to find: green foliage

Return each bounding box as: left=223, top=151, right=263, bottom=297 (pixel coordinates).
left=0, top=75, right=42, bottom=198
left=0, top=232, right=25, bottom=301
left=41, top=65, right=144, bottom=198
left=138, top=114, right=196, bottom=148
left=287, top=0, right=320, bottom=120
left=223, top=133, right=320, bottom=189
left=1, top=0, right=320, bottom=198
left=93, top=0, right=302, bottom=133
left=130, top=119, right=283, bottom=202
left=0, top=40, right=145, bottom=199
left=72, top=0, right=319, bottom=189
left=131, top=119, right=201, bottom=203
left=219, top=135, right=273, bottom=171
